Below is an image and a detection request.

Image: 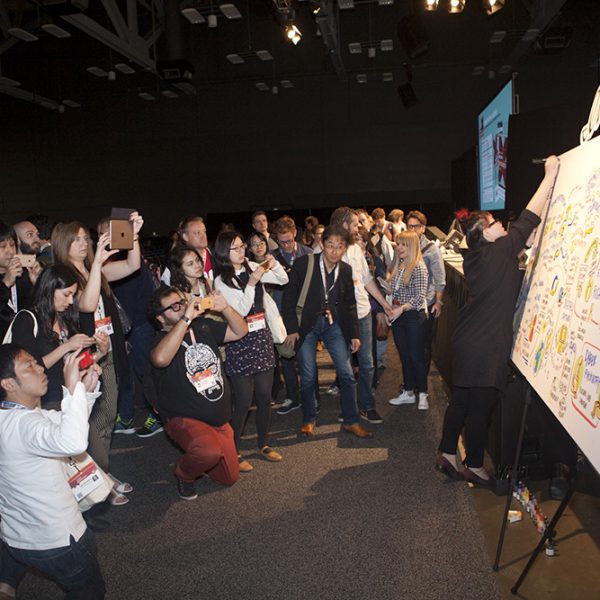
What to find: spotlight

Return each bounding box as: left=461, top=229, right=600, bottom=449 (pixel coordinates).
left=484, top=0, right=505, bottom=15
left=448, top=0, right=465, bottom=14
left=286, top=24, right=302, bottom=45
left=424, top=0, right=439, bottom=10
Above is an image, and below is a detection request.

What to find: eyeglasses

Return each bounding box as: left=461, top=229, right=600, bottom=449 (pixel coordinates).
left=158, top=300, right=185, bottom=314
left=407, top=223, right=424, bottom=230
left=230, top=243, right=246, bottom=252
left=278, top=239, right=295, bottom=247
left=250, top=241, right=266, bottom=248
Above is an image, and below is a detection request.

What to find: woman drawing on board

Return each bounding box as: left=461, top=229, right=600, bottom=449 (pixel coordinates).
left=436, top=155, right=560, bottom=487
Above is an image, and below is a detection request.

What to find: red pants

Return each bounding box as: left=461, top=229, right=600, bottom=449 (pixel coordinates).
left=164, top=418, right=240, bottom=486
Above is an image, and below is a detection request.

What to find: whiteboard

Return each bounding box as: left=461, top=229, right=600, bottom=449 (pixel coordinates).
left=512, top=135, right=600, bottom=474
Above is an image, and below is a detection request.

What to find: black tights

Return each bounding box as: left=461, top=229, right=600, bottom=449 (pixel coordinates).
left=439, top=386, right=498, bottom=468
left=230, top=369, right=274, bottom=450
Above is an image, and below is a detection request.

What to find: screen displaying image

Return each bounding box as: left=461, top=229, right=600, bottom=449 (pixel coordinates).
left=478, top=80, right=513, bottom=211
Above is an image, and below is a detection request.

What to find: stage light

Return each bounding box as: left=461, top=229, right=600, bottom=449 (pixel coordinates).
left=208, top=14, right=217, bottom=28
left=448, top=0, right=465, bottom=13
left=181, top=8, right=205, bottom=24
left=424, top=0, right=439, bottom=10
left=286, top=24, right=302, bottom=45
left=484, top=0, right=505, bottom=15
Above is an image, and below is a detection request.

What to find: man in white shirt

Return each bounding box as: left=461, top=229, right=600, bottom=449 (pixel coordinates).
left=330, top=208, right=394, bottom=424
left=0, top=345, right=105, bottom=599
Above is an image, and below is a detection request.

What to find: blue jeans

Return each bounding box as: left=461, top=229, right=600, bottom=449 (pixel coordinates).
left=391, top=310, right=428, bottom=394
left=118, top=321, right=156, bottom=422
left=0, top=527, right=105, bottom=599
left=296, top=317, right=359, bottom=425
left=356, top=315, right=375, bottom=411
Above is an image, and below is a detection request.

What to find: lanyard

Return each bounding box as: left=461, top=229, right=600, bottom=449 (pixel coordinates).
left=319, top=254, right=339, bottom=306
left=0, top=400, right=30, bottom=410
left=8, top=284, right=17, bottom=312
left=181, top=327, right=197, bottom=349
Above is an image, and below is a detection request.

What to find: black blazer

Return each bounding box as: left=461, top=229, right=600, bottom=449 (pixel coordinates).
left=282, top=254, right=359, bottom=347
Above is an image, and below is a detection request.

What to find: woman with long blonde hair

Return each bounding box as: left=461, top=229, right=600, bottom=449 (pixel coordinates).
left=388, top=231, right=430, bottom=410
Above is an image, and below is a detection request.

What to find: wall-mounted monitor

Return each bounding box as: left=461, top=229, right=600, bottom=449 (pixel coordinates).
left=478, top=79, right=514, bottom=211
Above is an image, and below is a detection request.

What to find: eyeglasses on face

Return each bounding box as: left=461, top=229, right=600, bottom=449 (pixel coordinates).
left=158, top=300, right=186, bottom=314
left=250, top=241, right=267, bottom=248
left=278, top=239, right=295, bottom=247
left=407, top=223, right=424, bottom=230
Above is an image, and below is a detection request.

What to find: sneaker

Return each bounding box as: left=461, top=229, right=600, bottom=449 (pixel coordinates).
left=326, top=384, right=340, bottom=396
left=136, top=415, right=164, bottom=438
left=277, top=399, right=301, bottom=415
left=113, top=414, right=135, bottom=435
left=238, top=456, right=253, bottom=473
left=389, top=390, right=416, bottom=406
left=360, top=409, right=384, bottom=424
left=177, top=478, right=198, bottom=501
left=418, top=393, right=429, bottom=411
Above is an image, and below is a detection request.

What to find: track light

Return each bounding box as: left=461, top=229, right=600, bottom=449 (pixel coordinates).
left=484, top=0, right=505, bottom=15
left=286, top=24, right=302, bottom=45
left=424, top=0, right=439, bottom=10
left=448, top=0, right=465, bottom=14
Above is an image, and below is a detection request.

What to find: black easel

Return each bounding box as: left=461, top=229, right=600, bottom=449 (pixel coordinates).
left=493, top=381, right=532, bottom=570
left=511, top=474, right=577, bottom=594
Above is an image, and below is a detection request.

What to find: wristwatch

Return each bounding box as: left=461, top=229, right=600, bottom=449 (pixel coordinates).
left=181, top=315, right=192, bottom=327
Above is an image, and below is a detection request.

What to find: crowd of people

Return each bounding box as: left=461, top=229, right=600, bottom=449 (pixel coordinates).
left=0, top=160, right=559, bottom=599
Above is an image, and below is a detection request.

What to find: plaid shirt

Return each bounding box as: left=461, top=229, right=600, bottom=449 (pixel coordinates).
left=391, top=261, right=428, bottom=311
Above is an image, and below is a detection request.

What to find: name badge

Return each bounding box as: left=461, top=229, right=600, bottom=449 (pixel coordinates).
left=66, top=459, right=104, bottom=502
left=247, top=312, right=266, bottom=332
left=95, top=316, right=114, bottom=336
left=190, top=368, right=217, bottom=394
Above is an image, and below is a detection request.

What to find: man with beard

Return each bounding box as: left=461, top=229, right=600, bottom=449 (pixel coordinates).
left=148, top=286, right=248, bottom=499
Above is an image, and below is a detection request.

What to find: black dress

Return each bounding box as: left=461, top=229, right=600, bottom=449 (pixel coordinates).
left=451, top=210, right=541, bottom=391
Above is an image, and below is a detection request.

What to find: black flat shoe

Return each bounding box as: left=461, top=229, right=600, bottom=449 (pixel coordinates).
left=435, top=455, right=461, bottom=480
left=462, top=467, right=493, bottom=488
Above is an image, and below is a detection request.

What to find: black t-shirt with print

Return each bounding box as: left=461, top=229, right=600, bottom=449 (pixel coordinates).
left=150, top=318, right=230, bottom=427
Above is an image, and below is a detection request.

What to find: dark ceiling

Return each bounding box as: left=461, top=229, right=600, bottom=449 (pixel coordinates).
left=1, top=0, right=598, bottom=111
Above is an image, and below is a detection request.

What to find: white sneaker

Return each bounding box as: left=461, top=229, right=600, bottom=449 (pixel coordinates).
left=418, top=393, right=429, bottom=410
left=389, top=390, right=416, bottom=406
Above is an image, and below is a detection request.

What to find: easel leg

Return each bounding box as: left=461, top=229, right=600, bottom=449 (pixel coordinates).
left=493, top=385, right=532, bottom=571
left=511, top=476, right=576, bottom=594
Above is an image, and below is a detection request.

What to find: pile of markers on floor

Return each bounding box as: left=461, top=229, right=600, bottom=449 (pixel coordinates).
left=513, top=481, right=549, bottom=535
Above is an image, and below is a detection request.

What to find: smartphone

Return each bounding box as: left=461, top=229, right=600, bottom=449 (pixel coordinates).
left=78, top=349, right=94, bottom=371
left=14, top=254, right=37, bottom=267
left=110, top=207, right=136, bottom=220
left=200, top=297, right=214, bottom=310
left=109, top=220, right=134, bottom=251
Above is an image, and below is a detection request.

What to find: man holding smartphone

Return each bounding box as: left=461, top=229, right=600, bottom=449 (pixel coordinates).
left=147, top=287, right=248, bottom=500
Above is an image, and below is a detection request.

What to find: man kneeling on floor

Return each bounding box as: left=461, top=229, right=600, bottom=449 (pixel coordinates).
left=149, top=286, right=248, bottom=500
left=0, top=345, right=105, bottom=599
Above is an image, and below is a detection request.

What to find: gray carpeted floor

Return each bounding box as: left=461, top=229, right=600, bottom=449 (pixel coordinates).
left=18, top=349, right=500, bottom=600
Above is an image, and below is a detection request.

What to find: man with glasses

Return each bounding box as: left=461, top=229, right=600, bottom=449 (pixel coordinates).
left=147, top=286, right=248, bottom=500
left=271, top=217, right=313, bottom=415
left=405, top=211, right=446, bottom=380
left=282, top=225, right=372, bottom=438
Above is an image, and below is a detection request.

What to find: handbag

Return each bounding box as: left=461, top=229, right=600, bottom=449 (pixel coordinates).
left=63, top=452, right=113, bottom=512
left=275, top=254, right=316, bottom=359
left=263, top=293, right=287, bottom=344
left=112, top=295, right=132, bottom=336
left=375, top=312, right=390, bottom=341
left=3, top=309, right=38, bottom=343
